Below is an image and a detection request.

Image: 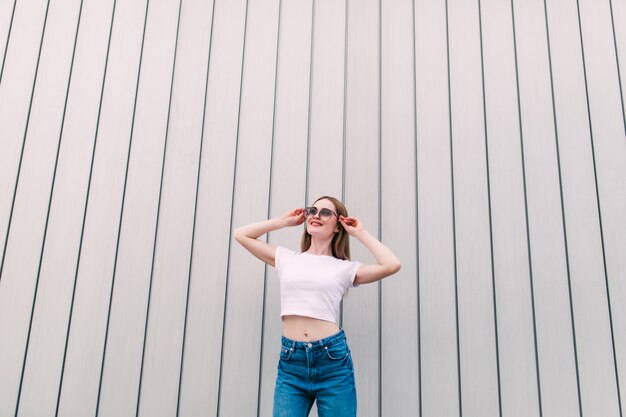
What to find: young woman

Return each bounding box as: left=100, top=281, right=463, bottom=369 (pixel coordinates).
left=233, top=196, right=401, bottom=417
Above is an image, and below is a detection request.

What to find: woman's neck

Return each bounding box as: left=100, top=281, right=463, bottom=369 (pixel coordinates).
left=306, top=238, right=333, bottom=256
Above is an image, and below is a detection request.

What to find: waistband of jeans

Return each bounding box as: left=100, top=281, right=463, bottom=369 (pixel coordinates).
left=281, top=329, right=347, bottom=350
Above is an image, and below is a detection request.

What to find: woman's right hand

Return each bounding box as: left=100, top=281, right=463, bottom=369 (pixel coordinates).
left=280, top=208, right=306, bottom=227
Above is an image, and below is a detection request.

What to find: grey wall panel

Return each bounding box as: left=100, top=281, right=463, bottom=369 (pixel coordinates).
left=414, top=1, right=458, bottom=416
left=481, top=0, right=540, bottom=416
left=448, top=0, right=499, bottom=415
left=188, top=0, right=249, bottom=415
left=55, top=1, right=149, bottom=416
left=614, top=0, right=626, bottom=125
left=97, top=0, right=181, bottom=415
left=220, top=0, right=279, bottom=413
left=135, top=0, right=208, bottom=415
left=218, top=0, right=282, bottom=414
left=579, top=0, right=626, bottom=408
left=380, top=0, right=419, bottom=415
left=257, top=0, right=313, bottom=415
left=171, top=2, right=217, bottom=415
left=0, top=0, right=48, bottom=278
left=547, top=0, right=621, bottom=416
left=258, top=276, right=284, bottom=417
left=0, top=0, right=82, bottom=415
left=342, top=1, right=381, bottom=416
left=88, top=2, right=173, bottom=415
left=167, top=1, right=214, bottom=416
left=306, top=0, right=345, bottom=204
left=513, top=0, right=580, bottom=415
left=171, top=0, right=245, bottom=413
left=0, top=0, right=16, bottom=77
left=580, top=0, right=626, bottom=143
left=16, top=0, right=114, bottom=415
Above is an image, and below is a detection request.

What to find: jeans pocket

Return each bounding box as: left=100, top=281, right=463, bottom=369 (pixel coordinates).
left=325, top=343, right=349, bottom=360
left=279, top=346, right=293, bottom=361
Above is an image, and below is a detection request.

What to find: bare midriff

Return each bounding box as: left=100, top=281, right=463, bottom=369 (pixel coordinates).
left=282, top=315, right=340, bottom=342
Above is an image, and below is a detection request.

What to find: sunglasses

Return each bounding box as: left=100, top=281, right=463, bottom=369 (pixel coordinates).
left=304, top=206, right=338, bottom=221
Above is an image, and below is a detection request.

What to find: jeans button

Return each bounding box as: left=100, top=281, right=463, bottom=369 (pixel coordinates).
left=307, top=343, right=312, bottom=348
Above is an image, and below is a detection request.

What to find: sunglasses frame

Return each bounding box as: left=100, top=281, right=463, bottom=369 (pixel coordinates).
left=304, top=206, right=339, bottom=221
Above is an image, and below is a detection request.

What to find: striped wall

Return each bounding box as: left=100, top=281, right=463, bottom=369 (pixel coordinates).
left=0, top=0, right=624, bottom=416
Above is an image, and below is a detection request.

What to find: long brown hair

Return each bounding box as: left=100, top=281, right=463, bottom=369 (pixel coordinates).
left=300, top=196, right=351, bottom=260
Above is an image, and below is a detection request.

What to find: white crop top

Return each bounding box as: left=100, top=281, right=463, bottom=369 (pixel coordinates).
left=274, top=246, right=362, bottom=324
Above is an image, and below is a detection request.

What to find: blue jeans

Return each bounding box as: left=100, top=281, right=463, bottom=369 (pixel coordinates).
left=273, top=329, right=357, bottom=417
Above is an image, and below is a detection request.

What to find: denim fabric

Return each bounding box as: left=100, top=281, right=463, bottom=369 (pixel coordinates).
left=273, top=329, right=357, bottom=417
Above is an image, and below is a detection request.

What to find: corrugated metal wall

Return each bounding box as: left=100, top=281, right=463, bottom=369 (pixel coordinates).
left=0, top=0, right=624, bottom=416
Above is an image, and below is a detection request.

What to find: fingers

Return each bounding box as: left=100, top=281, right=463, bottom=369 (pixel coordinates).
left=339, top=216, right=357, bottom=227
left=295, top=209, right=305, bottom=224
left=283, top=208, right=305, bottom=225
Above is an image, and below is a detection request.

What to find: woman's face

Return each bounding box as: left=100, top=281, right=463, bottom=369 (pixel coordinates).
left=306, top=198, right=339, bottom=239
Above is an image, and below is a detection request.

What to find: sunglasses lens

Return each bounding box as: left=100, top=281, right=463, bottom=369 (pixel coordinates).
left=319, top=208, right=332, bottom=220
left=305, top=207, right=336, bottom=220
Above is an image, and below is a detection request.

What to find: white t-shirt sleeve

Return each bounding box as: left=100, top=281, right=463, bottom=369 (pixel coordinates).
left=347, top=260, right=362, bottom=288
left=274, top=246, right=296, bottom=275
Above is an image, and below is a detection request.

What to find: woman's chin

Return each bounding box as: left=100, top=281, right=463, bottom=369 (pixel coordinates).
left=307, top=227, right=330, bottom=238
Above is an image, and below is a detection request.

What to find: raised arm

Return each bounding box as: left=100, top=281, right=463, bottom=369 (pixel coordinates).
left=233, top=208, right=305, bottom=267
left=338, top=215, right=401, bottom=285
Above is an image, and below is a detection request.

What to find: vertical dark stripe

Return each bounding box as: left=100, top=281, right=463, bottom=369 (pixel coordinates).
left=135, top=0, right=184, bottom=414
left=0, top=0, right=18, bottom=86
left=176, top=0, right=217, bottom=415
left=304, top=0, right=315, bottom=206
left=94, top=0, right=150, bottom=415
left=476, top=1, right=503, bottom=416
left=216, top=0, right=249, bottom=413
left=14, top=1, right=85, bottom=415
left=57, top=3, right=109, bottom=415
left=10, top=0, right=95, bottom=412
left=509, top=0, right=544, bottom=415
left=339, top=0, right=349, bottom=328
left=378, top=0, right=382, bottom=413
left=0, top=0, right=51, bottom=283
left=411, top=0, right=422, bottom=415
left=575, top=1, right=623, bottom=415
left=256, top=2, right=282, bottom=414
left=608, top=0, right=626, bottom=137
left=341, top=0, right=348, bottom=220
left=542, top=0, right=584, bottom=415
left=444, top=0, right=462, bottom=415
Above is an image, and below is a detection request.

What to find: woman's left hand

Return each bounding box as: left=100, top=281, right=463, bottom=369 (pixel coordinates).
left=338, top=215, right=364, bottom=236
